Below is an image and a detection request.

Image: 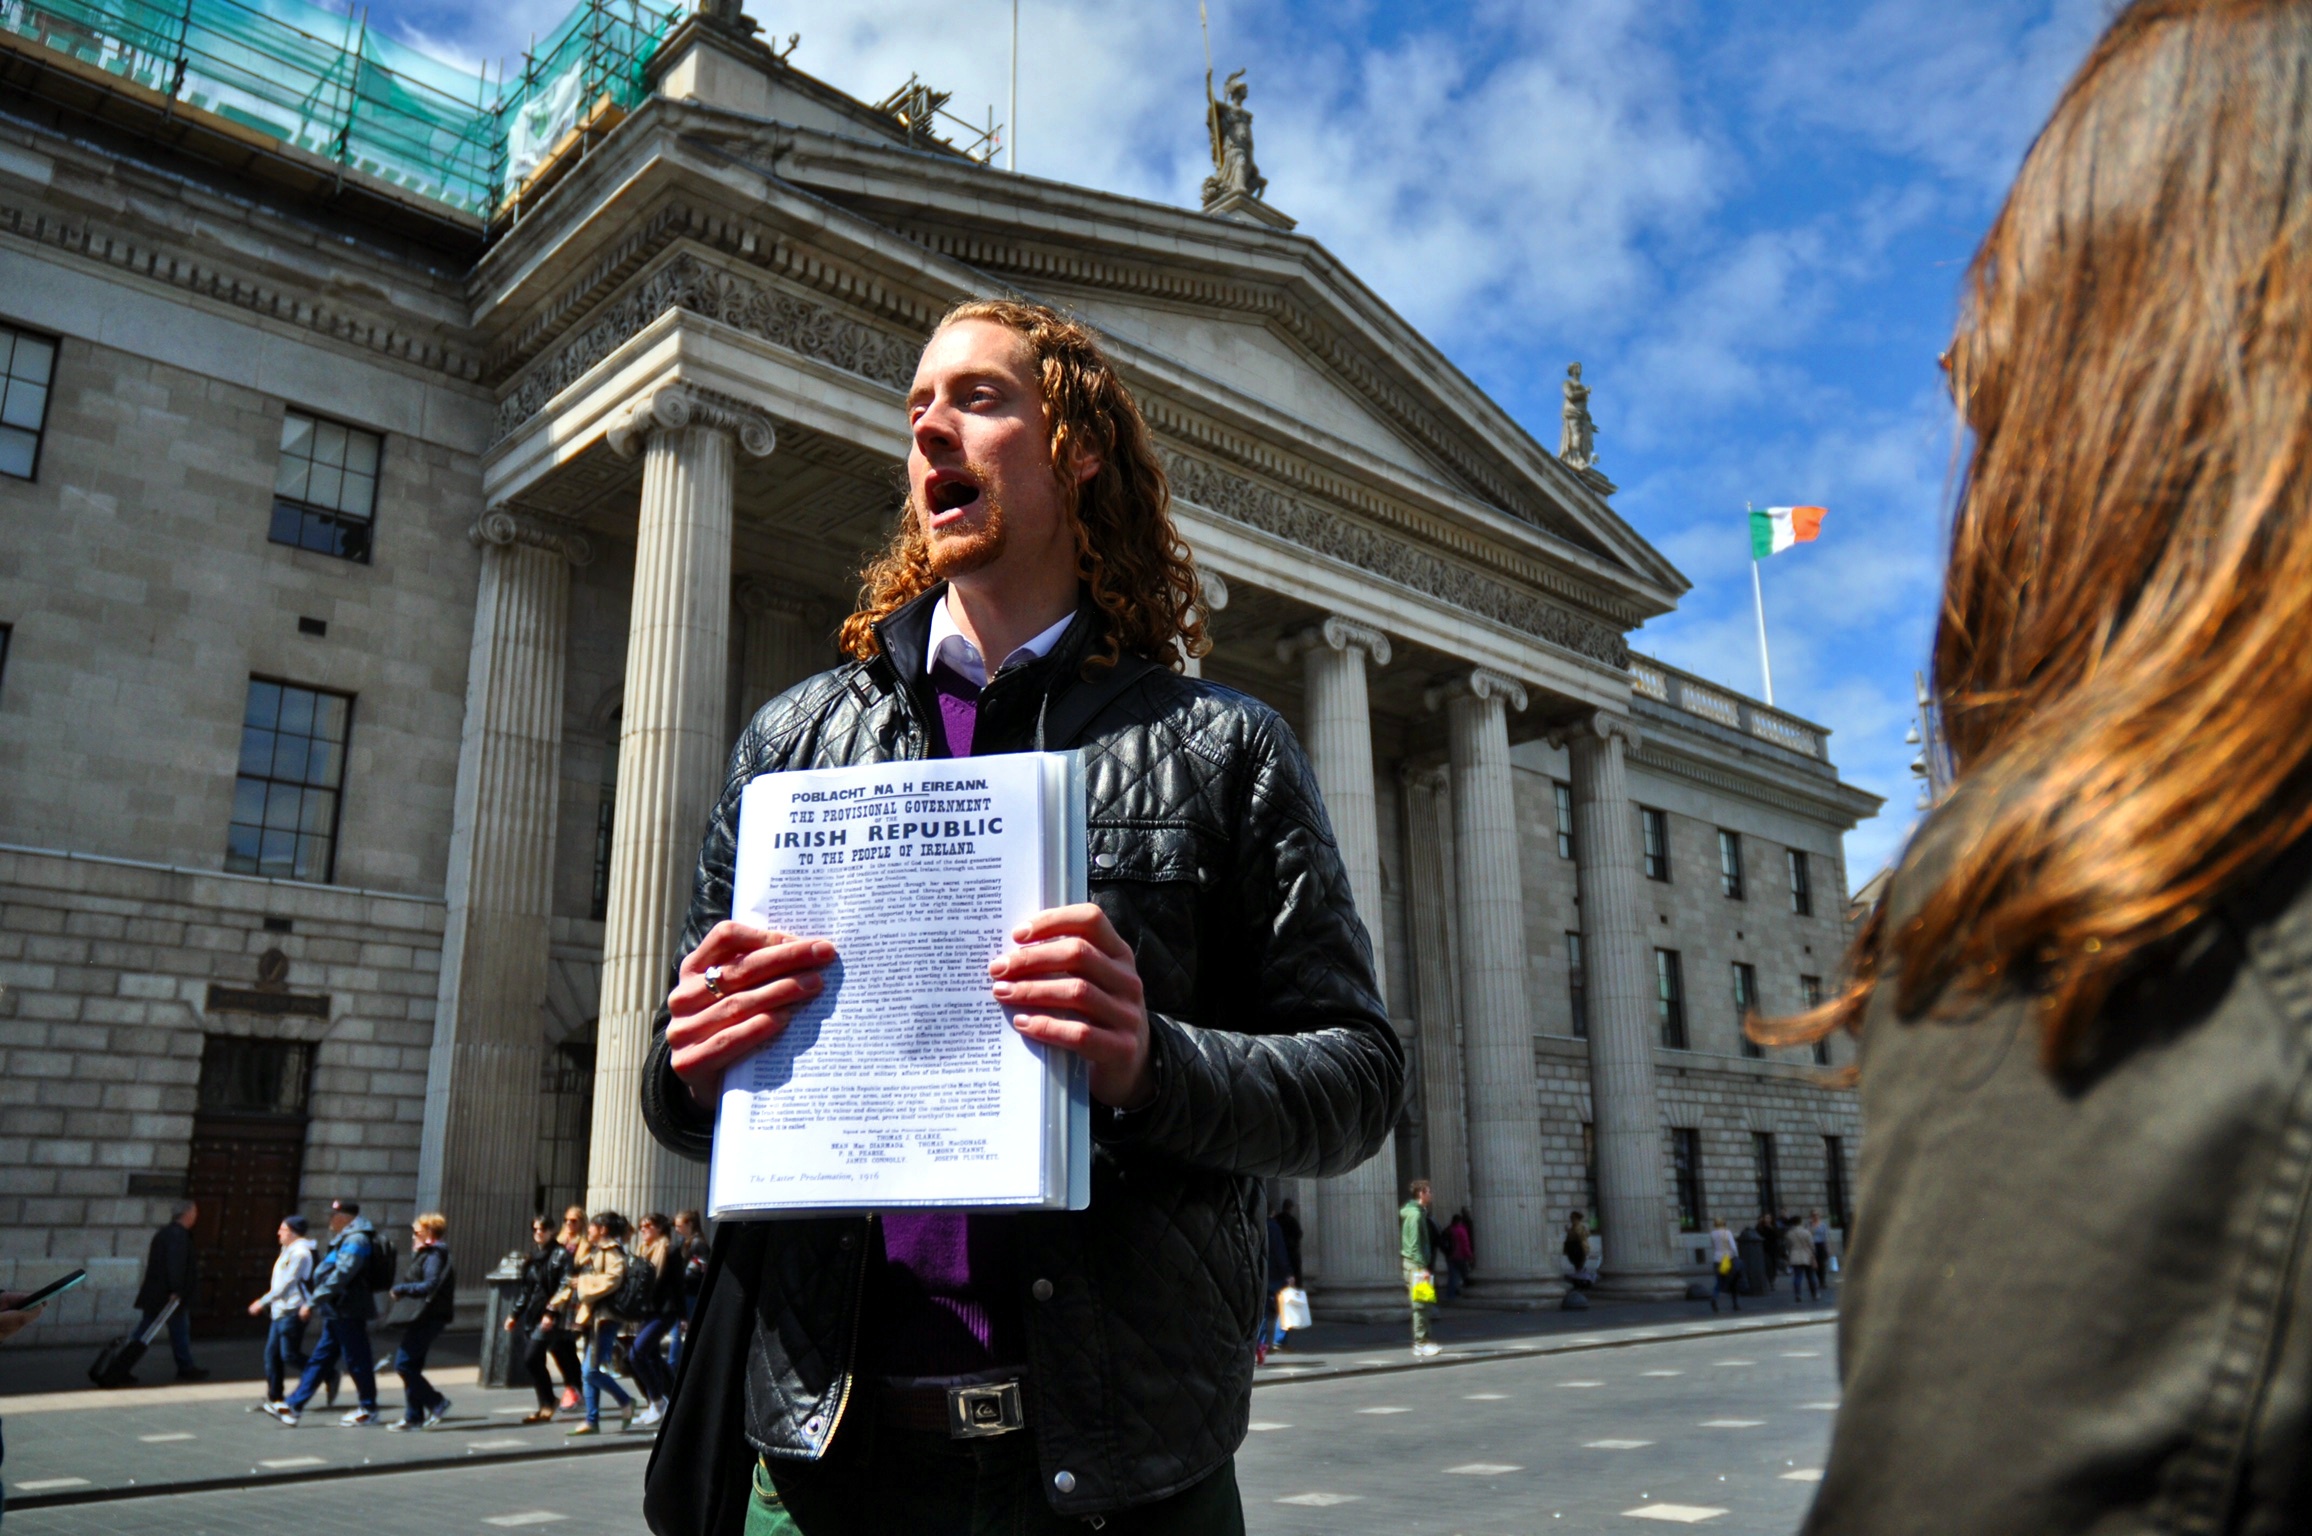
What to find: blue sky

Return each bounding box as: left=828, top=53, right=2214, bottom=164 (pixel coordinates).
left=383, top=0, right=2115, bottom=887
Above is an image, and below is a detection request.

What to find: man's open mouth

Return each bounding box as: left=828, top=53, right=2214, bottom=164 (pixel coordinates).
left=926, top=473, right=983, bottom=521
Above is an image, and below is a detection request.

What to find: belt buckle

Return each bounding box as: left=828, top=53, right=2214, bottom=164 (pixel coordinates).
left=946, top=1380, right=1024, bottom=1439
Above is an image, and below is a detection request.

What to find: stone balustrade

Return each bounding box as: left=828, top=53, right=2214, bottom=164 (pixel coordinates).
left=1628, top=653, right=1825, bottom=760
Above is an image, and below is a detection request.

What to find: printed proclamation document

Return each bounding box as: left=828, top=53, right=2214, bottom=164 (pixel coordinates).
left=707, top=751, right=1090, bottom=1218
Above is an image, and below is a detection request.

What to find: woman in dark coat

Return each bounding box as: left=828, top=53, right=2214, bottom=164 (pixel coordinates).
left=507, top=1215, right=579, bottom=1422
left=1783, top=4, right=2312, bottom=1530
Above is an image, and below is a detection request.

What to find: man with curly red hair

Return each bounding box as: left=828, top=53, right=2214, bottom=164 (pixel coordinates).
left=638, top=299, right=1402, bottom=1534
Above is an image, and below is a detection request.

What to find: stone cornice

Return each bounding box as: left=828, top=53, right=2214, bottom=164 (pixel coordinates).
left=492, top=251, right=917, bottom=444
left=1166, top=450, right=1631, bottom=669
left=1628, top=734, right=1882, bottom=831
left=604, top=382, right=780, bottom=459
left=470, top=508, right=593, bottom=566
left=1139, top=393, right=1651, bottom=629
left=0, top=197, right=484, bottom=382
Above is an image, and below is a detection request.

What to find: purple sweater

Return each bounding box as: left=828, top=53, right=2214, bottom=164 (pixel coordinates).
left=867, top=659, right=1024, bottom=1377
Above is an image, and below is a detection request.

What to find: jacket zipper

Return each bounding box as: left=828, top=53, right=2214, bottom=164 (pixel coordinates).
left=814, top=1212, right=876, bottom=1453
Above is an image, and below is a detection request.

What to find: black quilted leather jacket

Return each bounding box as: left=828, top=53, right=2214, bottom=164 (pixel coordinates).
left=640, top=585, right=1402, bottom=1528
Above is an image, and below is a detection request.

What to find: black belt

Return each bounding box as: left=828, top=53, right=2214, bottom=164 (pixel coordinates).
left=876, top=1377, right=1028, bottom=1439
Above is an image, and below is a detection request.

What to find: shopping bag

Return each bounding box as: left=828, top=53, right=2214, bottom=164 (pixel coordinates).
left=1276, top=1286, right=1312, bottom=1331
left=1409, top=1269, right=1437, bottom=1305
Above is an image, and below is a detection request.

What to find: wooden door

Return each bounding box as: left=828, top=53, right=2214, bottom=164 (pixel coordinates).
left=186, top=1114, right=307, bottom=1336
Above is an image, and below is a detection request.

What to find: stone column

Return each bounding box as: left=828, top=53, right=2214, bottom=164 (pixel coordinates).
left=1429, top=668, right=1557, bottom=1304
left=1562, top=711, right=1683, bottom=1295
left=1400, top=763, right=1470, bottom=1219
left=418, top=509, right=590, bottom=1279
left=587, top=385, right=777, bottom=1220
left=1279, top=615, right=1402, bottom=1320
left=734, top=577, right=818, bottom=727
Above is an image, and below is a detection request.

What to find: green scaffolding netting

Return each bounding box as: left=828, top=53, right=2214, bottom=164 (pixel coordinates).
left=0, top=0, right=680, bottom=216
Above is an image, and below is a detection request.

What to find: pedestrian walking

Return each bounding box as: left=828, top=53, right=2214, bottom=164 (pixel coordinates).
left=387, top=1212, right=455, bottom=1430
left=267, top=1198, right=381, bottom=1426
left=1809, top=1209, right=1833, bottom=1286
left=1276, top=1197, right=1305, bottom=1284
left=130, top=1200, right=206, bottom=1381
left=1442, top=1209, right=1474, bottom=1301
left=667, top=1208, right=707, bottom=1379
left=1260, top=1208, right=1297, bottom=1361
left=510, top=1216, right=581, bottom=1422
left=627, top=1213, right=683, bottom=1427
left=1784, top=1217, right=1819, bottom=1304
left=1401, top=1179, right=1440, bottom=1358
left=639, top=300, right=1399, bottom=1533
left=1779, top=6, right=2312, bottom=1527
left=1708, top=1215, right=1740, bottom=1313
left=246, top=1214, right=316, bottom=1408
left=558, top=1204, right=587, bottom=1257
left=546, top=1211, right=632, bottom=1436
left=1754, top=1213, right=1786, bottom=1295
left=1562, top=1210, right=1598, bottom=1290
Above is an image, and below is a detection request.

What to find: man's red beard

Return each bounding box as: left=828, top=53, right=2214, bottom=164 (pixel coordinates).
left=918, top=480, right=1007, bottom=579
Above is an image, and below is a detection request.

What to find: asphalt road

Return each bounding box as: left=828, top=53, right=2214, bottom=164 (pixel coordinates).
left=4, top=1318, right=1838, bottom=1535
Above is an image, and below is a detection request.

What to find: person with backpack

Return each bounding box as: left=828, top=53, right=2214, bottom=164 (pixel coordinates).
left=266, top=1198, right=384, bottom=1426
left=387, top=1212, right=455, bottom=1430
left=543, top=1211, right=634, bottom=1435
left=510, top=1215, right=581, bottom=1422
left=627, top=1213, right=683, bottom=1428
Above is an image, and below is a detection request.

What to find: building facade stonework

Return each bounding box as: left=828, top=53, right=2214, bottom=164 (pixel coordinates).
left=0, top=1, right=1878, bottom=1340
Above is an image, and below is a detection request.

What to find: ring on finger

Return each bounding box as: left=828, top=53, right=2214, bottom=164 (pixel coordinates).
left=704, top=965, right=726, bottom=1000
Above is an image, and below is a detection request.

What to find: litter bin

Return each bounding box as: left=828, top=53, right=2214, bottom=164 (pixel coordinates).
left=1735, top=1228, right=1768, bottom=1297
left=479, top=1251, right=526, bottom=1389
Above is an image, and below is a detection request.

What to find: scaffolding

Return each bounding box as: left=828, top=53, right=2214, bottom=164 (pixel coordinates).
left=0, top=0, right=679, bottom=221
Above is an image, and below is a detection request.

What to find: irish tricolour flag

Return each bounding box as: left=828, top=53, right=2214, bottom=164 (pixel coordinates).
left=1750, top=505, right=1826, bottom=559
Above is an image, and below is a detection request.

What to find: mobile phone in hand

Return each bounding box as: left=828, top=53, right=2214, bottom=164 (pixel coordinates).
left=12, top=1269, right=87, bottom=1309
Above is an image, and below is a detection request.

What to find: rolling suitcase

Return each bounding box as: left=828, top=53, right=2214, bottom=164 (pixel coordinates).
left=87, top=1296, right=177, bottom=1388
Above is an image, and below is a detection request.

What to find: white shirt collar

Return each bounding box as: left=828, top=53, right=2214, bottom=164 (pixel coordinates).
left=927, top=592, right=1074, bottom=688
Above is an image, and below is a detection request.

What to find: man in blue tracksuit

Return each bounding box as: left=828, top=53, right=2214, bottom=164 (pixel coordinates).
left=265, top=1198, right=381, bottom=1426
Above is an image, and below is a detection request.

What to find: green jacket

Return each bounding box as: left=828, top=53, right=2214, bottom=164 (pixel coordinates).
left=1399, top=1201, right=1431, bottom=1267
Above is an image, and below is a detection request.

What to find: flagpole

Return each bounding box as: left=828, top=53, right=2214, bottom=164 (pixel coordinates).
left=1748, top=502, right=1775, bottom=706
left=1008, top=0, right=1019, bottom=172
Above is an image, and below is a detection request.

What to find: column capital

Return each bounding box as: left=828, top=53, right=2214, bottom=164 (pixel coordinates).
left=606, top=383, right=779, bottom=461
left=1550, top=709, right=1644, bottom=753
left=1278, top=614, right=1392, bottom=667
left=470, top=507, right=593, bottom=567
left=734, top=575, right=816, bottom=621
left=1424, top=666, right=1529, bottom=715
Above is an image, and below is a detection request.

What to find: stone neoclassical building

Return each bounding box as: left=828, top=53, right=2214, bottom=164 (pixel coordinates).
left=0, top=0, right=1879, bottom=1339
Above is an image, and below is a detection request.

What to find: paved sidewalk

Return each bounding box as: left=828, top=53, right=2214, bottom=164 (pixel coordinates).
left=0, top=1292, right=1837, bottom=1514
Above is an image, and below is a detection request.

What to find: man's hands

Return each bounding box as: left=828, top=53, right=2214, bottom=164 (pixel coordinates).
left=990, top=904, right=1153, bottom=1110
left=665, top=904, right=1155, bottom=1113
left=247, top=1299, right=264, bottom=1317
left=666, top=923, right=838, bottom=1108
left=0, top=1291, right=41, bottom=1345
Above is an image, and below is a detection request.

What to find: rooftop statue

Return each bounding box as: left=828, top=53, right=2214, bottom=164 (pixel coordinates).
left=1202, top=68, right=1268, bottom=208
left=1559, top=362, right=1597, bottom=471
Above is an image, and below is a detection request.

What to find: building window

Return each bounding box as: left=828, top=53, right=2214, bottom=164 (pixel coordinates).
left=1718, top=829, right=1745, bottom=900
left=1655, top=948, right=1687, bottom=1048
left=1752, top=1130, right=1781, bottom=1218
left=589, top=720, right=621, bottom=922
left=1824, top=1134, right=1850, bottom=1229
left=270, top=410, right=381, bottom=562
left=1802, top=974, right=1827, bottom=1064
left=226, top=679, right=352, bottom=883
left=1671, top=1127, right=1704, bottom=1232
left=197, top=1035, right=312, bottom=1119
left=1641, top=806, right=1670, bottom=881
left=1788, top=848, right=1813, bottom=916
left=1733, top=961, right=1760, bottom=1058
left=1566, top=931, right=1587, bottom=1038
left=0, top=323, right=57, bottom=480
left=1553, top=780, right=1575, bottom=859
